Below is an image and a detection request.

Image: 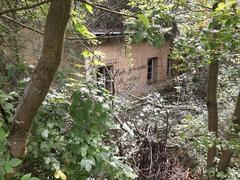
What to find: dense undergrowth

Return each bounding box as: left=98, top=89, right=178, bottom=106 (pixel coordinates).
left=1, top=0, right=240, bottom=179
left=0, top=60, right=239, bottom=179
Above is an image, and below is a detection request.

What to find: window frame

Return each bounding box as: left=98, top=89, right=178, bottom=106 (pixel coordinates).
left=167, top=58, right=172, bottom=76
left=147, top=57, right=157, bottom=83
left=96, top=65, right=114, bottom=93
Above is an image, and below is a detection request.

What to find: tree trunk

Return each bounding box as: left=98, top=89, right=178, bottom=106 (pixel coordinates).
left=206, top=60, right=219, bottom=169
left=218, top=92, right=240, bottom=171
left=206, top=0, right=223, bottom=169
left=7, top=0, right=72, bottom=158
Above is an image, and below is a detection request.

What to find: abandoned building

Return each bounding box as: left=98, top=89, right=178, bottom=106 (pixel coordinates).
left=87, top=32, right=172, bottom=95
left=20, top=30, right=172, bottom=96
left=16, top=0, right=174, bottom=95
left=83, top=1, right=174, bottom=94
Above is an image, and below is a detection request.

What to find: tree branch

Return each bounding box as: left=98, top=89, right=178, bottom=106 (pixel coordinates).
left=78, top=0, right=136, bottom=18
left=1, top=15, right=86, bottom=40
left=0, top=0, right=52, bottom=16
left=1, top=15, right=124, bottom=41
left=218, top=92, right=240, bottom=171
left=1, top=15, right=45, bottom=35
left=195, top=3, right=212, bottom=10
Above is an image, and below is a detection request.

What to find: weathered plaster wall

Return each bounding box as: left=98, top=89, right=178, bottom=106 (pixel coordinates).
left=20, top=29, right=43, bottom=66
left=19, top=29, right=83, bottom=69
left=97, top=39, right=171, bottom=94
left=19, top=29, right=171, bottom=94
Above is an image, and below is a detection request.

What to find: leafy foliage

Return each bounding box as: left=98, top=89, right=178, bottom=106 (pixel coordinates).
left=1, top=0, right=240, bottom=179
left=24, top=79, right=137, bottom=179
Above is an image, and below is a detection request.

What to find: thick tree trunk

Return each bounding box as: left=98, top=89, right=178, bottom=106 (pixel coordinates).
left=218, top=92, right=240, bottom=171
left=7, top=0, right=72, bottom=158
left=206, top=60, right=219, bottom=169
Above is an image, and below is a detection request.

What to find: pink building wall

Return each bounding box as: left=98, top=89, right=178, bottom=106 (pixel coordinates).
left=97, top=39, right=171, bottom=94
left=18, top=29, right=171, bottom=95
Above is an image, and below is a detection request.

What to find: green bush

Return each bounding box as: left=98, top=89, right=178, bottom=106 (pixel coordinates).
left=26, top=82, right=137, bottom=179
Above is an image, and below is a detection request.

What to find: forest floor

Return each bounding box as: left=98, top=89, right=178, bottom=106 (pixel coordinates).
left=114, top=75, right=207, bottom=179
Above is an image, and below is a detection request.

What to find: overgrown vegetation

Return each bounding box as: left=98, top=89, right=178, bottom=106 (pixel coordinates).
left=0, top=0, right=239, bottom=179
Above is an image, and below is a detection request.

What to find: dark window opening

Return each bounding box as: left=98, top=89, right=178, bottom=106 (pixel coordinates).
left=97, top=65, right=114, bottom=93
left=147, top=57, right=157, bottom=82
left=167, top=59, right=172, bottom=76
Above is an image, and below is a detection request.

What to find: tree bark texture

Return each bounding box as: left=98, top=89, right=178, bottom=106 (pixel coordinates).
left=206, top=0, right=224, bottom=169
left=206, top=60, right=219, bottom=169
left=7, top=0, right=72, bottom=158
left=218, top=92, right=240, bottom=171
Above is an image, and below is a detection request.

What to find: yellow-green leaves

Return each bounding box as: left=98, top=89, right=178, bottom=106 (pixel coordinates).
left=82, top=2, right=93, bottom=14
left=81, top=50, right=93, bottom=59
left=81, top=50, right=105, bottom=66
left=74, top=19, right=95, bottom=38
left=237, top=7, right=240, bottom=15
left=54, top=170, right=67, bottom=180
left=215, top=1, right=239, bottom=12
left=216, top=2, right=226, bottom=11
left=91, top=59, right=105, bottom=66
left=137, top=14, right=150, bottom=28
left=71, top=15, right=96, bottom=43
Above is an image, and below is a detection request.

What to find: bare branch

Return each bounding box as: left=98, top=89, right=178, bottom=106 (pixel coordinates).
left=195, top=3, right=212, bottom=10
left=1, top=15, right=86, bottom=40
left=1, top=15, right=124, bottom=41
left=1, top=15, right=45, bottom=35
left=0, top=0, right=52, bottom=16
left=78, top=0, right=136, bottom=18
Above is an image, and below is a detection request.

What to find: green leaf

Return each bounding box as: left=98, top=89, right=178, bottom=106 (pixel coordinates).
left=0, top=144, right=6, bottom=153
left=8, top=158, right=22, bottom=167
left=20, top=173, right=32, bottom=180
left=41, top=129, right=49, bottom=139
left=208, top=21, right=216, bottom=30
left=4, top=164, right=13, bottom=174
left=0, top=168, right=6, bottom=178
left=237, top=7, right=240, bottom=16
left=74, top=21, right=95, bottom=39
left=225, top=18, right=232, bottom=27
left=82, top=50, right=93, bottom=58
left=137, top=14, right=150, bottom=28
left=83, top=3, right=93, bottom=14
left=133, top=31, right=145, bottom=43
left=80, top=158, right=95, bottom=172
left=92, top=59, right=105, bottom=66
left=30, top=177, right=40, bottom=180
left=151, top=36, right=165, bottom=48
left=179, top=131, right=186, bottom=139
left=0, top=129, right=6, bottom=141
left=123, top=165, right=138, bottom=179
left=208, top=41, right=217, bottom=49
left=216, top=2, right=225, bottom=11
left=85, top=163, right=92, bottom=172
left=81, top=147, right=88, bottom=157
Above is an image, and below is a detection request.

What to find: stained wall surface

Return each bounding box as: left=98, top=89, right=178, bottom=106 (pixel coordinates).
left=19, top=29, right=171, bottom=94
left=97, top=39, right=171, bottom=94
